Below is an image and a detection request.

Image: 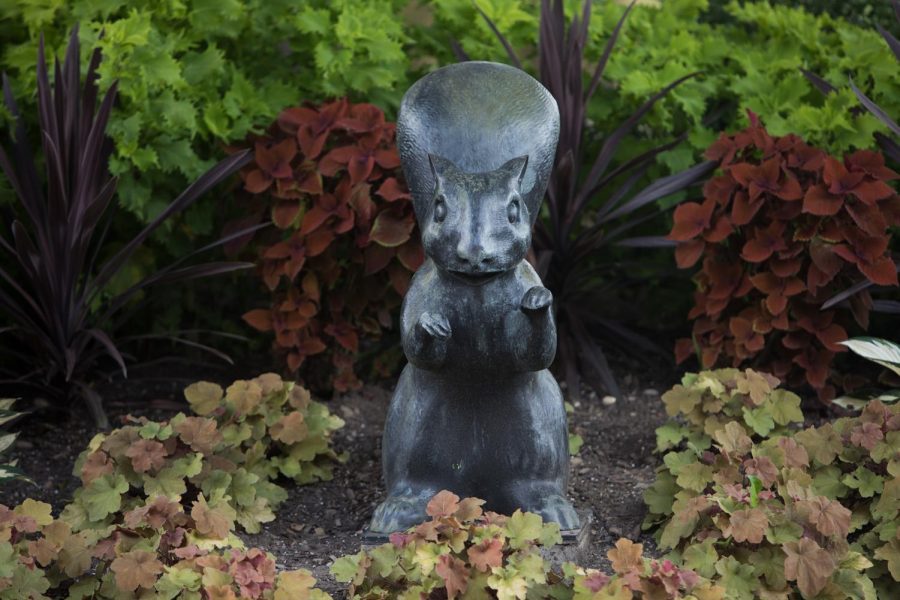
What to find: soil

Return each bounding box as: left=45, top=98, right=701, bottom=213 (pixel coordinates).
left=1, top=359, right=676, bottom=598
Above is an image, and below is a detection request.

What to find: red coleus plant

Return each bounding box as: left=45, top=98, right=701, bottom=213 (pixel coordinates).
left=236, top=99, right=423, bottom=391
left=671, top=113, right=900, bottom=401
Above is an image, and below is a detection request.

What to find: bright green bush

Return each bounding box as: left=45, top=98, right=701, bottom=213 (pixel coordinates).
left=0, top=0, right=410, bottom=228
left=431, top=0, right=898, bottom=174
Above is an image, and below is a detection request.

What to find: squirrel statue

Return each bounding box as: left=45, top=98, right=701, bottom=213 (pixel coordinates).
left=369, top=61, right=579, bottom=533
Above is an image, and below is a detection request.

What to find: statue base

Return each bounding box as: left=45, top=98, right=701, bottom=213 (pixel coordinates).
left=361, top=510, right=593, bottom=567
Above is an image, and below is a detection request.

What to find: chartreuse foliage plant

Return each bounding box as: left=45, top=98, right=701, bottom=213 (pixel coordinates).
left=0, top=0, right=411, bottom=226
left=238, top=100, right=420, bottom=391
left=332, top=490, right=725, bottom=599
left=647, top=369, right=900, bottom=597
left=670, top=116, right=900, bottom=402
left=433, top=0, right=899, bottom=174
left=0, top=373, right=342, bottom=598
left=0, top=497, right=332, bottom=599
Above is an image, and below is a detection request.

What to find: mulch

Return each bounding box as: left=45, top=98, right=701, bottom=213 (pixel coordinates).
left=1, top=360, right=676, bottom=597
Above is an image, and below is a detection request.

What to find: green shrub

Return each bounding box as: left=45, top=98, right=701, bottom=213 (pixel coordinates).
left=647, top=369, right=900, bottom=597
left=434, top=0, right=898, bottom=170
left=0, top=0, right=411, bottom=229
left=332, top=490, right=725, bottom=599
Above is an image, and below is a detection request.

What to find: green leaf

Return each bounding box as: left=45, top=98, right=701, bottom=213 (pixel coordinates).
left=506, top=510, right=543, bottom=550
left=81, top=473, right=129, bottom=521
left=843, top=467, right=885, bottom=498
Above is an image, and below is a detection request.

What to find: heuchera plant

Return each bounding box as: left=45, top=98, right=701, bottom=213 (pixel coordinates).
left=670, top=114, right=900, bottom=401
left=0, top=497, right=332, bottom=599
left=237, top=100, right=423, bottom=391
left=647, top=370, right=900, bottom=597
left=0, top=374, right=341, bottom=598
left=332, top=490, right=724, bottom=600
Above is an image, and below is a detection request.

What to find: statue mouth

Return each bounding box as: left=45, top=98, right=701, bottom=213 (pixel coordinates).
left=447, top=269, right=503, bottom=285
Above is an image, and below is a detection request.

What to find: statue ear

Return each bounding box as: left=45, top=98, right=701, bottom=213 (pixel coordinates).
left=498, top=155, right=529, bottom=188
left=428, top=153, right=456, bottom=183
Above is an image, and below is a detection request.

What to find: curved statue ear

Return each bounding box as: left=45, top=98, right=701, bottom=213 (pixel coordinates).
left=428, top=153, right=456, bottom=183
left=498, top=155, right=529, bottom=189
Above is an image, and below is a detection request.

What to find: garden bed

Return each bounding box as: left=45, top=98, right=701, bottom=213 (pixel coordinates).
left=1, top=361, right=674, bottom=597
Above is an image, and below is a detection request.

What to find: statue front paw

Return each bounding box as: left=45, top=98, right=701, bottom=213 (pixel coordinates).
left=418, top=312, right=452, bottom=340
left=521, top=286, right=553, bottom=313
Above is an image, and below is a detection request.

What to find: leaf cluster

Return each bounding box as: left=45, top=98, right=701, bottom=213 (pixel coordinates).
left=237, top=100, right=421, bottom=391
left=0, top=373, right=342, bottom=598
left=0, top=496, right=331, bottom=599
left=671, top=116, right=900, bottom=401
left=1, top=0, right=411, bottom=230
left=657, top=368, right=804, bottom=451
left=332, top=490, right=724, bottom=599
left=646, top=369, right=900, bottom=597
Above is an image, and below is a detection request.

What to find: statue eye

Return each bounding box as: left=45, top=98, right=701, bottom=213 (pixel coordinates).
left=507, top=199, right=520, bottom=224
left=433, top=197, right=447, bottom=223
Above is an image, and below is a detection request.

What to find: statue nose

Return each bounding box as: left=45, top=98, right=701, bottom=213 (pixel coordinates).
left=456, top=242, right=495, bottom=268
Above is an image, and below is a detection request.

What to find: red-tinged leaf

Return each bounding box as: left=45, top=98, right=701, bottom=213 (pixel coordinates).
left=850, top=422, right=884, bottom=450
left=397, top=239, right=425, bottom=271
left=703, top=174, right=736, bottom=205
left=374, top=148, right=400, bottom=169
left=256, top=139, right=296, bottom=179
left=300, top=204, right=333, bottom=235
left=729, top=508, right=768, bottom=543
left=243, top=309, right=274, bottom=332
left=426, top=490, right=460, bottom=518
left=846, top=149, right=898, bottom=179
left=816, top=323, right=848, bottom=352
left=845, top=200, right=888, bottom=236
left=850, top=178, right=895, bottom=204
left=278, top=106, right=319, bottom=132
left=350, top=184, right=376, bottom=225
left=435, top=554, right=469, bottom=599
left=793, top=348, right=832, bottom=389
left=376, top=177, right=410, bottom=202
left=370, top=208, right=414, bottom=247
left=824, top=156, right=865, bottom=195
left=782, top=538, right=836, bottom=598
left=389, top=263, right=412, bottom=295
left=325, top=322, right=359, bottom=353
left=244, top=169, right=272, bottom=194
left=859, top=255, right=898, bottom=286
left=675, top=239, right=705, bottom=269
left=348, top=153, right=375, bottom=185
left=467, top=538, right=503, bottom=572
left=741, top=221, right=786, bottom=263
left=770, top=257, right=802, bottom=277
left=729, top=190, right=763, bottom=226
left=338, top=103, right=385, bottom=133
left=674, top=338, right=695, bottom=364
left=803, top=496, right=851, bottom=538
left=125, top=439, right=167, bottom=473
left=272, top=201, right=300, bottom=229
left=111, top=550, right=164, bottom=592
left=802, top=184, right=842, bottom=216
left=703, top=215, right=732, bottom=242
left=364, top=243, right=395, bottom=275
left=319, top=145, right=357, bottom=176
left=305, top=228, right=334, bottom=257
left=669, top=200, right=715, bottom=241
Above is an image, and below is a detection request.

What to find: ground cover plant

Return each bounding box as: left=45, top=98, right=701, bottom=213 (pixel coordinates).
left=465, top=0, right=715, bottom=398
left=0, top=372, right=343, bottom=598
left=670, top=114, right=900, bottom=401
left=237, top=99, right=422, bottom=391
left=647, top=368, right=900, bottom=597
left=332, top=489, right=725, bottom=599
left=0, top=30, right=257, bottom=427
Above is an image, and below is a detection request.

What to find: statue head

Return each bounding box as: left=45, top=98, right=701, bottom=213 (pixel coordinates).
left=397, top=61, right=560, bottom=281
